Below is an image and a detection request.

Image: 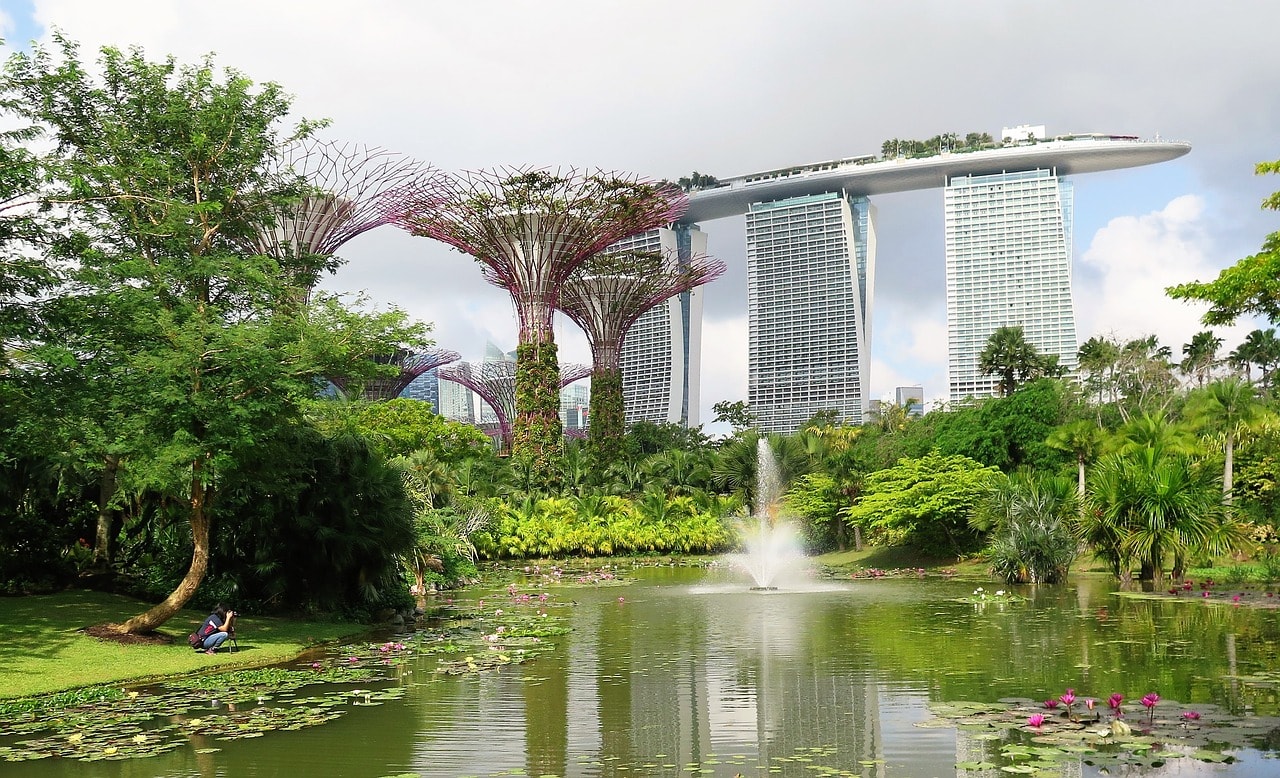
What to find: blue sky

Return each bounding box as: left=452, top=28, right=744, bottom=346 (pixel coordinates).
left=4, top=1, right=1278, bottom=435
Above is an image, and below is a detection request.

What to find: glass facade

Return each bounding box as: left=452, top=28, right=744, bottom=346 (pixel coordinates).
left=746, top=191, right=875, bottom=433
left=615, top=226, right=706, bottom=427
left=944, top=168, right=1077, bottom=401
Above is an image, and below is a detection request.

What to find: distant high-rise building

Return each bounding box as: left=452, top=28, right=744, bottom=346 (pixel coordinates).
left=560, top=383, right=591, bottom=432
left=436, top=377, right=475, bottom=424
left=614, top=225, right=707, bottom=427
left=895, top=385, right=924, bottom=417
left=746, top=191, right=875, bottom=433
left=944, top=168, right=1077, bottom=401
left=400, top=369, right=440, bottom=410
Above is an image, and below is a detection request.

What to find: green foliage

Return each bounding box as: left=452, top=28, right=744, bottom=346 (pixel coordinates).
left=711, top=399, right=757, bottom=433
left=975, top=472, right=1080, bottom=584
left=977, top=325, right=1061, bottom=397
left=587, top=365, right=626, bottom=467
left=844, top=450, right=1002, bottom=556
left=933, top=379, right=1069, bottom=472
left=473, top=494, right=732, bottom=559
left=783, top=472, right=845, bottom=552
left=308, top=397, right=491, bottom=462
left=1167, top=159, right=1280, bottom=325
left=512, top=339, right=563, bottom=490
left=212, top=425, right=415, bottom=617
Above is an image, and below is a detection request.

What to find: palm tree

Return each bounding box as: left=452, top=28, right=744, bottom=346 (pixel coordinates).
left=974, top=472, right=1080, bottom=584
left=978, top=325, right=1054, bottom=396
left=1180, top=330, right=1223, bottom=388
left=1078, top=335, right=1121, bottom=405
left=1045, top=419, right=1106, bottom=496
left=1084, top=448, right=1244, bottom=583
left=1186, top=378, right=1272, bottom=504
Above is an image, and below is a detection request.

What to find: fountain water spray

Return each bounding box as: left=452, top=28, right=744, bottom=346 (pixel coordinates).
left=733, top=439, right=806, bottom=590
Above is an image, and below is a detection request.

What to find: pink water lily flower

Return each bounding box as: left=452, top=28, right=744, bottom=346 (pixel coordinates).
left=1141, top=693, right=1160, bottom=709
left=1181, top=711, right=1201, bottom=720
left=1060, top=689, right=1076, bottom=707
left=1027, top=713, right=1045, bottom=727
left=1043, top=698, right=1060, bottom=709
left=1084, top=698, right=1096, bottom=711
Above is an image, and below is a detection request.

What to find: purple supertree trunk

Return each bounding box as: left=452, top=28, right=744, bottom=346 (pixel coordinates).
left=330, top=347, right=460, bottom=401
left=394, top=167, right=687, bottom=476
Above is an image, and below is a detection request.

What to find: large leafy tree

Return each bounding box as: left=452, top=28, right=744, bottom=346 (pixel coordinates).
left=843, top=450, right=1002, bottom=556
left=1167, top=159, right=1280, bottom=324
left=2, top=37, right=382, bottom=632
left=1179, top=330, right=1223, bottom=388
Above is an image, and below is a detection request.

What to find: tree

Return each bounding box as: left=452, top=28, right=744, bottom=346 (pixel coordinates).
left=1180, top=330, right=1223, bottom=388
left=1186, top=378, right=1273, bottom=504
left=1077, top=335, right=1121, bottom=406
left=3, top=38, right=395, bottom=632
left=978, top=325, right=1057, bottom=396
left=973, top=472, right=1079, bottom=584
left=1167, top=159, right=1280, bottom=324
left=843, top=450, right=1002, bottom=556
left=1046, top=419, right=1106, bottom=496
left=712, top=400, right=757, bottom=433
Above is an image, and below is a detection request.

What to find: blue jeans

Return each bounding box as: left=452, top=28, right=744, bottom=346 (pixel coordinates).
left=202, top=631, right=229, bottom=651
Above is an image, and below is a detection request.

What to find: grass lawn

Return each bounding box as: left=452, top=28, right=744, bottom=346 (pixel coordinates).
left=814, top=545, right=984, bottom=574
left=0, top=589, right=370, bottom=701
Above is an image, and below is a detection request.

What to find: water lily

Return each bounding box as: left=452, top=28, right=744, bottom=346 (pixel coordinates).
left=1181, top=711, right=1201, bottom=721
left=1027, top=713, right=1045, bottom=727
left=1043, top=698, right=1060, bottom=709
left=995, top=590, right=1006, bottom=597
left=67, top=733, right=84, bottom=743
left=1141, top=692, right=1160, bottom=721
left=132, top=734, right=147, bottom=744
left=1060, top=689, right=1076, bottom=718
left=1108, top=693, right=1124, bottom=717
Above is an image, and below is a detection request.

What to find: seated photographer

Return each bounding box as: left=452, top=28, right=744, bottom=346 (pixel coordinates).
left=198, top=604, right=236, bottom=654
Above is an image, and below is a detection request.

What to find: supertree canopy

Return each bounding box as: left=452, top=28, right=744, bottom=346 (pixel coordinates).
left=556, top=248, right=726, bottom=466
left=438, top=359, right=591, bottom=453
left=396, top=167, right=687, bottom=481
left=329, top=347, right=460, bottom=401
left=255, top=139, right=435, bottom=299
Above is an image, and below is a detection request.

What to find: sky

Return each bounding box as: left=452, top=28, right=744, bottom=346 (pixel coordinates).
left=3, top=1, right=1279, bottom=435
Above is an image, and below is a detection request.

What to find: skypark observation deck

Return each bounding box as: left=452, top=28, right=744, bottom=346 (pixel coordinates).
left=659, top=134, right=1189, bottom=432
left=679, top=135, right=1190, bottom=223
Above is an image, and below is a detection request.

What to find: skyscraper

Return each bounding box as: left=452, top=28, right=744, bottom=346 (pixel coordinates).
left=615, top=225, right=707, bottom=427
left=944, top=167, right=1077, bottom=401
left=746, top=191, right=876, bottom=432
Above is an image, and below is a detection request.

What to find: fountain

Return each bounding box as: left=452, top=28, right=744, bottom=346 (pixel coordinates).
left=732, top=438, right=806, bottom=589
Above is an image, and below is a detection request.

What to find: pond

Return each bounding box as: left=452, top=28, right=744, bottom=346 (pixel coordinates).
left=6, top=564, right=1280, bottom=777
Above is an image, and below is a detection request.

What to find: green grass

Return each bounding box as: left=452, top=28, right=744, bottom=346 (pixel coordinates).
left=0, top=589, right=370, bottom=700
left=814, top=545, right=979, bottom=573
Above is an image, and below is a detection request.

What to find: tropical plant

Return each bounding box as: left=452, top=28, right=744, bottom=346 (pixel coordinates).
left=974, top=472, right=1079, bottom=584
left=1185, top=378, right=1273, bottom=504
left=978, top=325, right=1059, bottom=396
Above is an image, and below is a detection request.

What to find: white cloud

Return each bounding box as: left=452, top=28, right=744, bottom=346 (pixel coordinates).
left=1077, top=195, right=1256, bottom=356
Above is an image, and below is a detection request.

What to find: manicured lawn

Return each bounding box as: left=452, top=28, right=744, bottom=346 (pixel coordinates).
left=0, top=590, right=370, bottom=700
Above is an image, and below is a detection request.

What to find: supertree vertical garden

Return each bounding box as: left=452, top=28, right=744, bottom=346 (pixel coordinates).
left=438, top=359, right=592, bottom=454
left=556, top=248, right=726, bottom=467
left=254, top=139, right=435, bottom=302
left=396, top=168, right=687, bottom=481
left=329, top=347, right=460, bottom=401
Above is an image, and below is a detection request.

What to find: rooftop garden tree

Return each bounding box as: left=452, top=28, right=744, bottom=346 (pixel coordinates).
left=329, top=346, right=459, bottom=401
left=396, top=168, right=687, bottom=486
left=555, top=248, right=724, bottom=468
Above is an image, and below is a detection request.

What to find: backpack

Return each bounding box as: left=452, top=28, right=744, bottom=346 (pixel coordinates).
left=188, top=630, right=203, bottom=649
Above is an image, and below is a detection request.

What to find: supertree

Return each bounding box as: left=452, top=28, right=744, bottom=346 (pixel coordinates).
left=253, top=139, right=435, bottom=301
left=396, top=168, right=687, bottom=479
left=329, top=347, right=460, bottom=401
left=438, top=359, right=592, bottom=453
left=556, top=248, right=726, bottom=467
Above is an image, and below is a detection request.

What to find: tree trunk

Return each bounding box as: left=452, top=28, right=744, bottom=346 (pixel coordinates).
left=117, top=460, right=210, bottom=633
left=91, top=454, right=120, bottom=570
left=1224, top=434, right=1235, bottom=505
left=853, top=525, right=863, bottom=552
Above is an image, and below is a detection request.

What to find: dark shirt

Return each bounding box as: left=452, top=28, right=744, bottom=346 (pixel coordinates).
left=200, top=613, right=224, bottom=637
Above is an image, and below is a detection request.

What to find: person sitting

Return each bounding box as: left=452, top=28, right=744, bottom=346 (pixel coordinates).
left=197, top=604, right=236, bottom=654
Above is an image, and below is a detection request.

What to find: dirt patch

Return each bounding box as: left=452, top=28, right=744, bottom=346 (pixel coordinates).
left=82, top=623, right=174, bottom=646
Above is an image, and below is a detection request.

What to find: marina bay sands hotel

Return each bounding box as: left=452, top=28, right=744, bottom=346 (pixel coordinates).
left=615, top=125, right=1190, bottom=434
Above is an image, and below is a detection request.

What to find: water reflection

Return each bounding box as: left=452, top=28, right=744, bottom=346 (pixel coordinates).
left=11, top=567, right=1280, bottom=777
